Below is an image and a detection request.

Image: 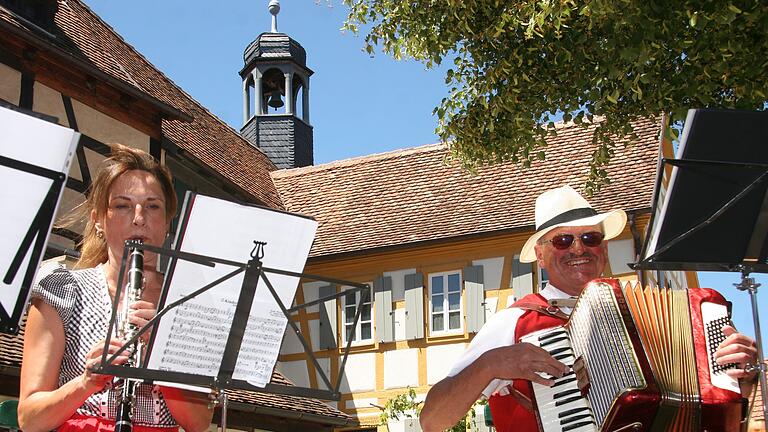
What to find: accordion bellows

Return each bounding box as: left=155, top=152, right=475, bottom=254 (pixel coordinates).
left=523, top=279, right=743, bottom=432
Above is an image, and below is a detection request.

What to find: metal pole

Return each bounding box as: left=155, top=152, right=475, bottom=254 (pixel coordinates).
left=734, top=269, right=768, bottom=424
left=747, top=284, right=768, bottom=424
left=219, top=390, right=228, bottom=432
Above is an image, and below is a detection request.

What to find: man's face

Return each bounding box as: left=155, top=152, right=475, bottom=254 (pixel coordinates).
left=534, top=224, right=608, bottom=296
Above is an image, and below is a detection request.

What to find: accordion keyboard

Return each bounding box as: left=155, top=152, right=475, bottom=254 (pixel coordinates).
left=522, top=328, right=598, bottom=432
left=701, top=302, right=740, bottom=393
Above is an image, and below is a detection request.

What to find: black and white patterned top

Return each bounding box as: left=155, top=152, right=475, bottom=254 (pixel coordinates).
left=32, top=264, right=177, bottom=427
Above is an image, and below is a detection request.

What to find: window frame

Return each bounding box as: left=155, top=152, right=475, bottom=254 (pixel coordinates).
left=341, top=283, right=373, bottom=346
left=428, top=270, right=464, bottom=335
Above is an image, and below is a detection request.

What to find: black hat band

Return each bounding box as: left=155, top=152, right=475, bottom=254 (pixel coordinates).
left=537, top=207, right=599, bottom=231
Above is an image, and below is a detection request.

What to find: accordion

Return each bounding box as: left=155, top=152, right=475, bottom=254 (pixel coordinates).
left=521, top=279, right=744, bottom=432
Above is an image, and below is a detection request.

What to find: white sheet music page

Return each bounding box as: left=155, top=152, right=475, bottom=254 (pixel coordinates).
left=147, top=193, right=317, bottom=388
left=0, top=106, right=78, bottom=320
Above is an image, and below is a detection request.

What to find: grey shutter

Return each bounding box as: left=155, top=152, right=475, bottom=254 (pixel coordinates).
left=512, top=256, right=534, bottom=299
left=318, top=284, right=337, bottom=349
left=404, top=272, right=424, bottom=340
left=464, top=265, right=485, bottom=333
left=374, top=276, right=394, bottom=343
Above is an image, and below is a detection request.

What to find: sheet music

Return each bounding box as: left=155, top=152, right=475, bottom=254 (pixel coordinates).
left=147, top=193, right=317, bottom=387
left=0, top=106, right=78, bottom=324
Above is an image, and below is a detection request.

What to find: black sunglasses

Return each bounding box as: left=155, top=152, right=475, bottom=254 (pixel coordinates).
left=541, top=231, right=605, bottom=250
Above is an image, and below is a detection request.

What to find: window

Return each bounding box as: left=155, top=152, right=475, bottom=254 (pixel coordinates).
left=538, top=267, right=549, bottom=290
left=429, top=271, right=462, bottom=334
left=342, top=284, right=372, bottom=344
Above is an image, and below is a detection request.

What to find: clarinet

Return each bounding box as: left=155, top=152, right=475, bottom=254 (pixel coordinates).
left=115, top=240, right=144, bottom=432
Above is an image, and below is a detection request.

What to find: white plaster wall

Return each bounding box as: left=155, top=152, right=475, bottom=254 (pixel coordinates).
left=383, top=348, right=419, bottom=389
left=607, top=238, right=635, bottom=275
left=426, top=343, right=467, bottom=385
left=33, top=82, right=68, bottom=128
left=472, top=257, right=504, bottom=290
left=384, top=268, right=416, bottom=300
left=72, top=98, right=148, bottom=150
left=345, top=397, right=378, bottom=410
left=276, top=360, right=310, bottom=388
left=308, top=319, right=320, bottom=351
left=339, top=352, right=376, bottom=392
left=315, top=357, right=332, bottom=391
left=0, top=63, right=21, bottom=105
left=301, top=280, right=325, bottom=313
left=393, top=308, right=406, bottom=341
left=279, top=324, right=306, bottom=355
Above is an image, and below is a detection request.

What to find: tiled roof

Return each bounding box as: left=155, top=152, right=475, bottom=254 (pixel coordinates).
left=0, top=1, right=282, bottom=209
left=272, top=118, right=661, bottom=258
left=0, top=316, right=351, bottom=425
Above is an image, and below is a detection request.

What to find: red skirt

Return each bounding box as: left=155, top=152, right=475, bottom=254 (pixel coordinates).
left=57, top=414, right=179, bottom=432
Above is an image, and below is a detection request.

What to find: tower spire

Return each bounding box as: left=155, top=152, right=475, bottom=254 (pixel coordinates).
left=268, top=0, right=280, bottom=33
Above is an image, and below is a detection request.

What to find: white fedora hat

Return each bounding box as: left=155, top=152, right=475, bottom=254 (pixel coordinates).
left=519, top=185, right=627, bottom=263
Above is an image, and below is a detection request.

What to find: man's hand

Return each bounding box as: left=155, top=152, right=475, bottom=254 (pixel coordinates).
left=482, top=342, right=569, bottom=386
left=715, top=325, right=758, bottom=381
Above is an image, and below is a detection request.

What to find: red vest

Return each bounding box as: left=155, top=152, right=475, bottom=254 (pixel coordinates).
left=487, top=294, right=568, bottom=432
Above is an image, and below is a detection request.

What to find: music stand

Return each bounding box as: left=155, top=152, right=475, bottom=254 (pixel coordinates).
left=633, top=108, right=768, bottom=424
left=96, top=193, right=371, bottom=428
left=0, top=104, right=79, bottom=334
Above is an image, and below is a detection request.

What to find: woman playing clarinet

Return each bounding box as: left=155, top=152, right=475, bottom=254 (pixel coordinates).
left=18, top=145, right=213, bottom=432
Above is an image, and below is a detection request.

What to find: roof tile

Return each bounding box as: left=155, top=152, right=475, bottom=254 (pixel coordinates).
left=272, top=118, right=661, bottom=258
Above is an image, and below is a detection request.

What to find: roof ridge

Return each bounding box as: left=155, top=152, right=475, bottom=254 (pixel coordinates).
left=272, top=142, right=446, bottom=178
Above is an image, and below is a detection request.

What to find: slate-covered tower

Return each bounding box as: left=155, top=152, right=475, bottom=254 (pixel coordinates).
left=240, top=0, right=313, bottom=169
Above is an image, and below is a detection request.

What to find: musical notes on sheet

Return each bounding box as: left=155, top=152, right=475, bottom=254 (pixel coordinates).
left=232, top=313, right=287, bottom=385
left=148, top=295, right=290, bottom=387
left=156, top=302, right=231, bottom=375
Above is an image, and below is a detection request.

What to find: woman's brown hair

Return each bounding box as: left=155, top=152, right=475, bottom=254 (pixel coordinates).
left=75, top=144, right=177, bottom=268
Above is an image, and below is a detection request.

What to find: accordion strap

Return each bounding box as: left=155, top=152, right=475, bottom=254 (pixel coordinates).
left=513, top=299, right=570, bottom=321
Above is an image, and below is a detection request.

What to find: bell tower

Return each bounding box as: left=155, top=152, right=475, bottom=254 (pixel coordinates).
left=240, top=0, right=313, bottom=169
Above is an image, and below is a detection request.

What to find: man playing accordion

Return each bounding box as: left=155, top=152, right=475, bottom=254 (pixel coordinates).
left=419, top=185, right=758, bottom=432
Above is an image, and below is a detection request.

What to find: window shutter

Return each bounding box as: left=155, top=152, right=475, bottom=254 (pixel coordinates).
left=318, top=284, right=337, bottom=349
left=374, top=276, right=394, bottom=343
left=404, top=273, right=424, bottom=340
left=464, top=265, right=485, bottom=333
left=512, top=256, right=534, bottom=300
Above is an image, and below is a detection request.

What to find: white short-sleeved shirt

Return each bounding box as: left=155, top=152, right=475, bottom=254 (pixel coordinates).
left=446, top=283, right=573, bottom=398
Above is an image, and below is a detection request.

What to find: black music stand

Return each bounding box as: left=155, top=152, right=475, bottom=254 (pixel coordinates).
left=0, top=103, right=78, bottom=334
left=98, top=242, right=369, bottom=399
left=633, top=108, right=768, bottom=424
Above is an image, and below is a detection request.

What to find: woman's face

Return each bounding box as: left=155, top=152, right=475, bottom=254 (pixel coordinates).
left=95, top=169, right=168, bottom=268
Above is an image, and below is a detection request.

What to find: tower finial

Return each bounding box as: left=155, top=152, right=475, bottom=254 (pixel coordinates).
left=268, top=0, right=280, bottom=33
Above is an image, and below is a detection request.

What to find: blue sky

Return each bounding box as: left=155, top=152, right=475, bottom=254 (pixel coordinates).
left=84, top=1, right=768, bottom=350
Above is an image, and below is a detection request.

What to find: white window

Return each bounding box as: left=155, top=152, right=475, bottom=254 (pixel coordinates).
left=342, top=284, right=373, bottom=345
left=429, top=271, right=462, bottom=334
left=538, top=267, right=550, bottom=290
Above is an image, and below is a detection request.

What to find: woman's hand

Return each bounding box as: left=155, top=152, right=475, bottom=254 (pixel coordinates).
left=82, top=339, right=130, bottom=393
left=127, top=300, right=157, bottom=343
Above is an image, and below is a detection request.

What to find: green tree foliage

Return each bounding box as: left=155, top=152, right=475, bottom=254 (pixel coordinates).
left=342, top=0, right=768, bottom=193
